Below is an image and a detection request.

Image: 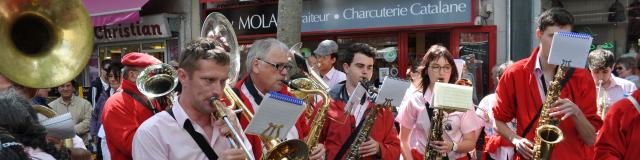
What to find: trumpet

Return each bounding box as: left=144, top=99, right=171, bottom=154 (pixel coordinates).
left=211, top=97, right=255, bottom=160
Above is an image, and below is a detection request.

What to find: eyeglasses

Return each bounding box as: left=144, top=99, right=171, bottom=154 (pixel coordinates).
left=258, top=59, right=292, bottom=71
left=615, top=66, right=625, bottom=71
left=428, top=65, right=452, bottom=72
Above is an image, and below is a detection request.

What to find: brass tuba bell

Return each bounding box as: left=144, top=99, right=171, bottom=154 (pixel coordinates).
left=0, top=0, right=93, bottom=88
left=136, top=63, right=179, bottom=99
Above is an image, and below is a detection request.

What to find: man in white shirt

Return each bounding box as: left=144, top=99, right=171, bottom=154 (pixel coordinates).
left=314, top=40, right=346, bottom=89
left=588, top=48, right=637, bottom=117
left=133, top=39, right=250, bottom=160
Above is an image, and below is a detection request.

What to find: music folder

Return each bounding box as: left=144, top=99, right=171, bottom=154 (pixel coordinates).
left=40, top=113, right=77, bottom=139
left=547, top=32, right=593, bottom=68
left=374, top=77, right=411, bottom=106
left=432, top=82, right=474, bottom=111
left=245, top=91, right=305, bottom=140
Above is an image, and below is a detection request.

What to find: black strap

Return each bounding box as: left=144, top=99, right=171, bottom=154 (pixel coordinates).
left=521, top=67, right=575, bottom=137
left=425, top=102, right=434, bottom=121
left=334, top=110, right=369, bottom=160
left=122, top=89, right=157, bottom=114
left=166, top=109, right=219, bottom=160
left=244, top=76, right=263, bottom=104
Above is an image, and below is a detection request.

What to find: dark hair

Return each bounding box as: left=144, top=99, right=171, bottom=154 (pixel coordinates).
left=0, top=89, right=69, bottom=159
left=0, top=127, right=29, bottom=160
left=59, top=80, right=78, bottom=91
left=342, top=43, right=376, bottom=66
left=538, top=8, right=574, bottom=32
left=179, top=38, right=231, bottom=75
left=100, top=59, right=112, bottom=70
left=420, top=44, right=459, bottom=93
left=587, top=49, right=615, bottom=71
left=107, top=61, right=124, bottom=82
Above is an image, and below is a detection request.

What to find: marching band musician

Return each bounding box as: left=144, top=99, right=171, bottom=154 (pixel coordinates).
left=587, top=48, right=636, bottom=116
left=594, top=89, right=640, bottom=159
left=492, top=8, right=601, bottom=160
left=132, top=39, right=251, bottom=160
left=396, top=44, right=482, bottom=160
left=319, top=43, right=401, bottom=160
left=234, top=38, right=326, bottom=160
left=101, top=52, right=164, bottom=160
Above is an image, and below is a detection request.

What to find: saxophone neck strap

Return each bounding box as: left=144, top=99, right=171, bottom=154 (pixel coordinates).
left=334, top=111, right=369, bottom=160
left=521, top=67, right=575, bottom=138
left=626, top=96, right=640, bottom=114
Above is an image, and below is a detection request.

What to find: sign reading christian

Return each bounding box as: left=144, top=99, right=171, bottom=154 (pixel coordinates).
left=94, top=14, right=171, bottom=43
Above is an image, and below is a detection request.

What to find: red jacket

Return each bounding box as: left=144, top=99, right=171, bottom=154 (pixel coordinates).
left=101, top=80, right=163, bottom=160
left=234, top=75, right=309, bottom=159
left=594, top=89, right=640, bottom=160
left=493, top=47, right=602, bottom=160
left=319, top=82, right=400, bottom=160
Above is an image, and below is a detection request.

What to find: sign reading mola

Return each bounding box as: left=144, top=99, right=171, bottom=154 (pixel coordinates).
left=211, top=0, right=472, bottom=36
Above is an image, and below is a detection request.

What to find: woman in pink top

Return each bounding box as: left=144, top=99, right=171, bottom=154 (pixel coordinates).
left=396, top=45, right=483, bottom=160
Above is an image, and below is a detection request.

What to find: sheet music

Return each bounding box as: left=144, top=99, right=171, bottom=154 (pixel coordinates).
left=245, top=92, right=305, bottom=140
left=374, top=77, right=411, bottom=105
left=432, top=82, right=473, bottom=111
left=40, top=113, right=77, bottom=139
left=547, top=32, right=593, bottom=68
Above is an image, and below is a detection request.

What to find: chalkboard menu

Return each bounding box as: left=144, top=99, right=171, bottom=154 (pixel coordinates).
left=458, top=32, right=490, bottom=99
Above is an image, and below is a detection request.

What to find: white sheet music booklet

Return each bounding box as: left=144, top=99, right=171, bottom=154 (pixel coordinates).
left=547, top=32, right=593, bottom=68
left=245, top=91, right=305, bottom=140
left=432, top=82, right=474, bottom=111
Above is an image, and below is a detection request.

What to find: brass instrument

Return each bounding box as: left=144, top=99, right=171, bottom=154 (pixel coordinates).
left=345, top=79, right=391, bottom=160
left=0, top=0, right=93, bottom=88
left=532, top=61, right=569, bottom=160
left=287, top=44, right=332, bottom=155
left=596, top=80, right=608, bottom=118
left=425, top=79, right=472, bottom=160
left=211, top=97, right=255, bottom=160
left=33, top=105, right=74, bottom=148
left=136, top=63, right=178, bottom=99
left=202, top=12, right=308, bottom=160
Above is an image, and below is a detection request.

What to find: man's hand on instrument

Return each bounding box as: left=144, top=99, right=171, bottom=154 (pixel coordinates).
left=550, top=98, right=584, bottom=120
left=359, top=137, right=380, bottom=158
left=220, top=148, right=247, bottom=160
left=512, top=136, right=534, bottom=159
left=309, top=144, right=326, bottom=160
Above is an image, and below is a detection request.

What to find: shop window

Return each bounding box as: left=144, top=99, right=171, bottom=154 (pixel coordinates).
left=459, top=32, right=489, bottom=100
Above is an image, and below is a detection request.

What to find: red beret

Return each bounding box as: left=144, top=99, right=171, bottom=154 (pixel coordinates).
left=121, top=52, right=161, bottom=68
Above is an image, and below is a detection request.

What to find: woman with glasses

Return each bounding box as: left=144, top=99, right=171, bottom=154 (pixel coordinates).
left=396, top=44, right=482, bottom=160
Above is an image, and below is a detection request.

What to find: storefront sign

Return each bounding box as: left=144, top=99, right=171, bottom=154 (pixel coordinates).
left=94, top=14, right=171, bottom=43
left=212, top=0, right=472, bottom=36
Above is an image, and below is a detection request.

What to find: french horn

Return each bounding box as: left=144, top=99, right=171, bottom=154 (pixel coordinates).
left=0, top=0, right=93, bottom=88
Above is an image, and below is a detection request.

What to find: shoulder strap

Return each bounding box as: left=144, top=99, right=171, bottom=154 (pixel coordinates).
left=626, top=96, right=640, bottom=114
left=521, top=67, right=575, bottom=137
left=334, top=110, right=369, bottom=160
left=165, top=109, right=219, bottom=160
left=122, top=89, right=157, bottom=114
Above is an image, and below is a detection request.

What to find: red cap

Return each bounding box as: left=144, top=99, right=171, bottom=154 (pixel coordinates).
left=121, top=52, right=161, bottom=68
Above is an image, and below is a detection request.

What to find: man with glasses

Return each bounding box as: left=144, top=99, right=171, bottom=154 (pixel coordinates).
left=101, top=52, right=163, bottom=160
left=233, top=38, right=326, bottom=160
left=614, top=56, right=640, bottom=87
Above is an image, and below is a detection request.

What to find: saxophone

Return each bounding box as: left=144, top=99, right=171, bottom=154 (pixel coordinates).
left=532, top=61, right=570, bottom=160
left=286, top=78, right=331, bottom=154
left=424, top=79, right=472, bottom=160
left=345, top=80, right=392, bottom=160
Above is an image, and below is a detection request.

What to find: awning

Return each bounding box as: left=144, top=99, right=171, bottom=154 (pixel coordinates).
left=82, top=0, right=150, bottom=26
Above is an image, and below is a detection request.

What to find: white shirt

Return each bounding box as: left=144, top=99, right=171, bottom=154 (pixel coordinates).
left=598, top=75, right=637, bottom=116
left=132, top=97, right=252, bottom=160
left=322, top=67, right=347, bottom=89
